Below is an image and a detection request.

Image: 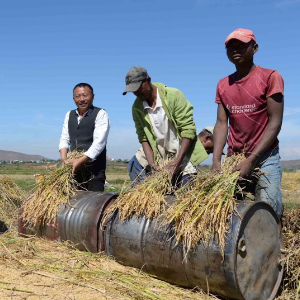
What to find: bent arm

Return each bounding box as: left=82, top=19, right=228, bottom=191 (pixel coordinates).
left=84, top=110, right=110, bottom=160
left=250, top=93, right=283, bottom=158
left=142, top=141, right=156, bottom=170
left=233, top=93, right=283, bottom=177
left=59, top=148, right=69, bottom=164
left=212, top=103, right=228, bottom=172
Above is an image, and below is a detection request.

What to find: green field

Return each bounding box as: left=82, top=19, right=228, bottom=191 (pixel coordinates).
left=0, top=161, right=299, bottom=208
left=0, top=161, right=130, bottom=194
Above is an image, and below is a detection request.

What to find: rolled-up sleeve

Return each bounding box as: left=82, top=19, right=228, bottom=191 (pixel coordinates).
left=58, top=112, right=71, bottom=150
left=84, top=110, right=110, bottom=160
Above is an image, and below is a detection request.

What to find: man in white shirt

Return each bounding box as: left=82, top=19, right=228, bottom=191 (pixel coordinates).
left=59, top=83, right=110, bottom=191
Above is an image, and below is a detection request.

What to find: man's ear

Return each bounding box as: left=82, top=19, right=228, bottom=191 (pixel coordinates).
left=253, top=43, right=259, bottom=54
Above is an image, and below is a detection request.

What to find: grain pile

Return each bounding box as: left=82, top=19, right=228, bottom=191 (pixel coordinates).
left=277, top=208, right=300, bottom=300
left=0, top=176, right=24, bottom=226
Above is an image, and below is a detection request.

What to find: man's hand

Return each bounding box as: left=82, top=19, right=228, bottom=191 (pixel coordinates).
left=71, top=155, right=89, bottom=175
left=149, top=163, right=158, bottom=172
left=164, top=160, right=181, bottom=178
left=60, top=148, right=70, bottom=165
left=61, top=158, right=70, bottom=165
left=232, top=157, right=256, bottom=178
left=211, top=161, right=222, bottom=174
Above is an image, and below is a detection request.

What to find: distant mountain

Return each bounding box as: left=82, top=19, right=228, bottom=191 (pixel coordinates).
left=0, top=149, right=49, bottom=162
left=281, top=159, right=300, bottom=170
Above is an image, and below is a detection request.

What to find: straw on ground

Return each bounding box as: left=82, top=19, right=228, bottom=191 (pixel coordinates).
left=0, top=176, right=24, bottom=226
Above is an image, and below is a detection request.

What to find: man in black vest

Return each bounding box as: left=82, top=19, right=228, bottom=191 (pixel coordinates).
left=59, top=83, right=110, bottom=191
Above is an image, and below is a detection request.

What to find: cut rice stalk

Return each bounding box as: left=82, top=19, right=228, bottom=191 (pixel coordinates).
left=0, top=176, right=24, bottom=225
left=106, top=163, right=173, bottom=221
left=164, top=153, right=247, bottom=256
left=21, top=151, right=84, bottom=227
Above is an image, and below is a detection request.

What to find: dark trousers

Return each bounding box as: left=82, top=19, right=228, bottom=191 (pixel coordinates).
left=75, top=149, right=106, bottom=192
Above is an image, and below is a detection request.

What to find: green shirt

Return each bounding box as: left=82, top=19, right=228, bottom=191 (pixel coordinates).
left=132, top=82, right=208, bottom=166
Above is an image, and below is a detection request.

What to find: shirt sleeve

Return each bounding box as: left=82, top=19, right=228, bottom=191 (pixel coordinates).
left=84, top=109, right=110, bottom=160
left=215, top=82, right=222, bottom=104
left=266, top=71, right=284, bottom=98
left=172, top=89, right=196, bottom=140
left=132, top=100, right=148, bottom=143
left=58, top=111, right=70, bottom=151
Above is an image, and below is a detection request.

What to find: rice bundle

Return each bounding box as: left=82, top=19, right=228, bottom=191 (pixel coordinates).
left=280, top=208, right=300, bottom=298
left=106, top=164, right=173, bottom=221
left=164, top=154, right=246, bottom=256
left=0, top=176, right=24, bottom=226
left=21, top=151, right=83, bottom=227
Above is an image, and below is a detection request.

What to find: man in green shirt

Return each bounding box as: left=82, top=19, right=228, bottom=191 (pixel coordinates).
left=123, top=66, right=209, bottom=185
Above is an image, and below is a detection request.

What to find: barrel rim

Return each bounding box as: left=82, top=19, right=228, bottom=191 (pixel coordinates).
left=229, top=201, right=283, bottom=300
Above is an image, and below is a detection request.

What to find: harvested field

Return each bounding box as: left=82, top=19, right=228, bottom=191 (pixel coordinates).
left=0, top=164, right=299, bottom=299
left=282, top=170, right=300, bottom=191
left=0, top=206, right=298, bottom=299
left=0, top=229, right=213, bottom=300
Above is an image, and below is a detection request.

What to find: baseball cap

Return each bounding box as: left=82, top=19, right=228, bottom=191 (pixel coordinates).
left=123, top=67, right=149, bottom=95
left=225, top=28, right=256, bottom=47
left=204, top=126, right=214, bottom=134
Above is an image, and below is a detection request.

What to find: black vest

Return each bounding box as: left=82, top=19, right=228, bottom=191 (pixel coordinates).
left=68, top=106, right=101, bottom=152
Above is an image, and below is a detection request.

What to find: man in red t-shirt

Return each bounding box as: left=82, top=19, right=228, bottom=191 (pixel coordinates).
left=212, top=28, right=284, bottom=217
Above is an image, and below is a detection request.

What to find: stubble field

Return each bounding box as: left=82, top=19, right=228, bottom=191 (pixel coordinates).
left=0, top=162, right=299, bottom=300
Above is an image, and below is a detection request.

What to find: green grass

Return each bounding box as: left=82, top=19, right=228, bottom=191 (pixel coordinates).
left=108, top=178, right=127, bottom=185
left=14, top=178, right=36, bottom=194
left=0, top=162, right=299, bottom=208
left=0, top=164, right=52, bottom=175
left=106, top=165, right=127, bottom=175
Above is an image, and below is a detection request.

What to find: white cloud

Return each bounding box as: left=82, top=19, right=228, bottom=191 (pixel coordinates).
left=279, top=120, right=300, bottom=160
left=279, top=145, right=300, bottom=161
left=284, top=107, right=300, bottom=116
left=279, top=120, right=300, bottom=138
left=275, top=0, right=300, bottom=7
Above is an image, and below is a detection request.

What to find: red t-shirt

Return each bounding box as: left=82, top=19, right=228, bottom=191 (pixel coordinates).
left=215, top=66, right=284, bottom=156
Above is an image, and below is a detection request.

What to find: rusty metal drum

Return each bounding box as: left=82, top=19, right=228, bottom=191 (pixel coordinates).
left=19, top=191, right=117, bottom=252
left=104, top=200, right=283, bottom=300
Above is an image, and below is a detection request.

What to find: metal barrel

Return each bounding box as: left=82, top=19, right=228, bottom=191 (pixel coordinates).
left=18, top=191, right=118, bottom=252
left=104, top=199, right=283, bottom=300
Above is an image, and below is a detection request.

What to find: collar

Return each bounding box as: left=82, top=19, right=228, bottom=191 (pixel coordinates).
left=75, top=105, right=94, bottom=117
left=143, top=91, right=162, bottom=111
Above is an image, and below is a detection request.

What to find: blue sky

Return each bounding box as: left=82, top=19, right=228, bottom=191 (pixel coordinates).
left=0, top=0, right=299, bottom=162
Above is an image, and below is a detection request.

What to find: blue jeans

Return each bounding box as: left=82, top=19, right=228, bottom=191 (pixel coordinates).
left=128, top=155, right=149, bottom=186
left=128, top=155, right=193, bottom=188
left=238, top=147, right=282, bottom=218
left=255, top=147, right=282, bottom=218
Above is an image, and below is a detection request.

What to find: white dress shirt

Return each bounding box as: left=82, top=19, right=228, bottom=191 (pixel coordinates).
left=59, top=108, right=110, bottom=160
